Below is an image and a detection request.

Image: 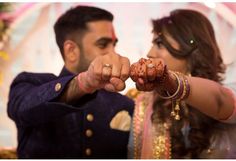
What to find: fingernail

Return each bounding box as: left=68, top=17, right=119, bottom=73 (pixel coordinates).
left=105, top=84, right=116, bottom=92
left=138, top=78, right=144, bottom=84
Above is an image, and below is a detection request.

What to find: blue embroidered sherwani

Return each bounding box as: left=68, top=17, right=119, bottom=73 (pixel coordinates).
left=7, top=67, right=134, bottom=159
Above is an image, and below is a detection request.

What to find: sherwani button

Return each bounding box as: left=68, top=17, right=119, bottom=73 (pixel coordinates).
left=85, top=148, right=92, bottom=156
left=86, top=114, right=94, bottom=122
left=86, top=129, right=93, bottom=137
left=55, top=83, right=62, bottom=92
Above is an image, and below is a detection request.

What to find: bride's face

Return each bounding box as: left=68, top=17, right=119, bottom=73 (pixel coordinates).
left=147, top=32, right=188, bottom=74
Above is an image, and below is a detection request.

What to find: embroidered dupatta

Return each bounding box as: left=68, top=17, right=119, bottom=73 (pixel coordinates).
left=132, top=92, right=171, bottom=159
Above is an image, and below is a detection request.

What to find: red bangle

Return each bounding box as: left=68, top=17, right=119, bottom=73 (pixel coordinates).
left=77, top=73, right=95, bottom=94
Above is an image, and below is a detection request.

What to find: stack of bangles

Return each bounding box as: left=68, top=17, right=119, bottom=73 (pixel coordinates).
left=158, top=71, right=190, bottom=120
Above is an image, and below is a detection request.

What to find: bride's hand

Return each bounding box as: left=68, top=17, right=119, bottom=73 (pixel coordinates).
left=130, top=58, right=166, bottom=91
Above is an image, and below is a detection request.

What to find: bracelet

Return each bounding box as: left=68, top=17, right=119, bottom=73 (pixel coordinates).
left=158, top=71, right=181, bottom=99
left=77, top=73, right=95, bottom=94
left=179, top=76, right=186, bottom=100
left=157, top=70, right=191, bottom=121
left=172, top=72, right=191, bottom=120
left=175, top=72, right=190, bottom=100
left=183, top=75, right=190, bottom=100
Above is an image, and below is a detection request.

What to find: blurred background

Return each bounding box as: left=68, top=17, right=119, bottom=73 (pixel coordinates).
left=0, top=2, right=236, bottom=149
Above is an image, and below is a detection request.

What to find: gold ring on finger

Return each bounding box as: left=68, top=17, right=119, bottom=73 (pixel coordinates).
left=147, top=63, right=155, bottom=68
left=103, top=63, right=112, bottom=68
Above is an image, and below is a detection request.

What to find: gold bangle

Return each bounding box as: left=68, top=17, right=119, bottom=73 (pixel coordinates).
left=158, top=71, right=181, bottom=99
left=178, top=74, right=186, bottom=100
left=176, top=72, right=190, bottom=100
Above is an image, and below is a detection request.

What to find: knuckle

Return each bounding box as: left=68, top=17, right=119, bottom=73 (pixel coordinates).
left=121, top=73, right=128, bottom=80
left=94, top=70, right=101, bottom=77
